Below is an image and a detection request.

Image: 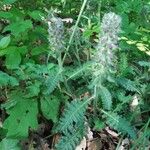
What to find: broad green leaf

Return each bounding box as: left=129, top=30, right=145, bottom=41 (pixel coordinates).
left=41, top=96, right=60, bottom=123
left=4, top=20, right=33, bottom=36
left=25, top=81, right=41, bottom=98
left=3, top=95, right=38, bottom=138
left=116, top=1, right=131, bottom=13
left=2, top=0, right=17, bottom=4
left=130, top=0, right=142, bottom=12
left=1, top=91, right=23, bottom=110
left=28, top=10, right=45, bottom=21
left=31, top=46, right=47, bottom=56
left=0, top=71, right=19, bottom=87
left=93, top=119, right=105, bottom=131
left=0, top=138, right=20, bottom=150
left=83, top=25, right=100, bottom=38
left=5, top=50, right=21, bottom=69
left=0, top=11, right=13, bottom=19
left=2, top=46, right=27, bottom=69
left=0, top=36, right=11, bottom=49
left=0, top=46, right=27, bottom=57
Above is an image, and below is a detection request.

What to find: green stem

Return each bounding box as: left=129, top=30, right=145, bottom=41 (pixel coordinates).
left=61, top=0, right=88, bottom=66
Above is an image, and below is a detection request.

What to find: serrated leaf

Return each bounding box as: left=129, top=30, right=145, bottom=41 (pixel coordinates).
left=3, top=0, right=17, bottom=4
left=31, top=46, right=47, bottom=56
left=138, top=61, right=150, bottom=67
left=3, top=94, right=38, bottom=138
left=25, top=81, right=41, bottom=98
left=0, top=36, right=11, bottom=49
left=131, top=0, right=142, bottom=12
left=0, top=71, right=19, bottom=87
left=4, top=20, right=33, bottom=36
left=0, top=11, right=13, bottom=19
left=5, top=50, right=21, bottom=69
left=93, top=119, right=105, bottom=131
left=105, top=112, right=136, bottom=139
left=43, top=72, right=61, bottom=95
left=41, top=96, right=60, bottom=123
left=116, top=77, right=139, bottom=93
left=56, top=99, right=89, bottom=134
left=0, top=46, right=27, bottom=69
left=56, top=122, right=85, bottom=150
left=28, top=10, right=45, bottom=21
left=99, top=86, right=112, bottom=110
left=0, top=138, right=20, bottom=150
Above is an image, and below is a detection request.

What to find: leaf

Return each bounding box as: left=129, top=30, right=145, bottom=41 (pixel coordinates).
left=93, top=119, right=105, bottom=131
left=28, top=10, right=45, bottom=21
left=116, top=77, right=139, bottom=93
left=0, top=11, right=13, bottom=19
left=43, top=71, right=61, bottom=95
left=41, top=96, right=60, bottom=123
left=0, top=46, right=27, bottom=69
left=104, top=112, right=136, bottom=139
left=5, top=50, right=21, bottom=69
left=0, top=71, right=19, bottom=87
left=56, top=122, right=86, bottom=150
left=4, top=20, right=33, bottom=36
left=0, top=36, right=11, bottom=49
left=131, top=0, right=142, bottom=13
left=0, top=138, right=20, bottom=150
left=25, top=81, right=41, bottom=98
left=31, top=46, right=47, bottom=56
left=138, top=61, right=150, bottom=67
left=65, top=62, right=91, bottom=81
left=99, top=86, right=112, bottom=110
left=2, top=0, right=17, bottom=4
left=3, top=93, right=38, bottom=138
left=56, top=99, right=89, bottom=134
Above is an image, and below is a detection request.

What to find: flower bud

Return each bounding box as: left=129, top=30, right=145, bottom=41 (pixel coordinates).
left=96, top=12, right=121, bottom=72
left=47, top=14, right=64, bottom=55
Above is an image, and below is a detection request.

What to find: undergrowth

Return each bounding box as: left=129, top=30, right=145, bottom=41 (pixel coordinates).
left=0, top=0, right=150, bottom=149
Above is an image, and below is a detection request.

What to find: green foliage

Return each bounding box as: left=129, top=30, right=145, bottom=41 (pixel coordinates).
left=2, top=92, right=38, bottom=138
left=4, top=20, right=33, bottom=37
left=0, top=71, right=18, bottom=87
left=116, top=77, right=139, bottom=93
left=0, top=138, right=20, bottom=150
left=43, top=71, right=62, bottom=95
left=55, top=122, right=86, bottom=150
left=138, top=61, right=150, bottom=67
left=55, top=98, right=89, bottom=150
left=98, top=86, right=112, bottom=110
left=0, top=0, right=149, bottom=149
left=0, top=46, right=27, bottom=69
left=56, top=99, right=89, bottom=134
left=103, top=112, right=136, bottom=139
left=41, top=95, right=60, bottom=123
left=0, top=36, right=10, bottom=49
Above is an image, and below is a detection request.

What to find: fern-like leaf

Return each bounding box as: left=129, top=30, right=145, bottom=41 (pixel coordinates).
left=43, top=72, right=61, bottom=95
left=119, top=53, right=128, bottom=75
left=99, top=86, right=112, bottom=110
left=55, top=122, right=86, bottom=150
left=65, top=61, right=92, bottom=80
left=138, top=61, right=150, bottom=67
left=103, top=112, right=136, bottom=139
left=116, top=77, right=139, bottom=93
left=56, top=99, right=89, bottom=134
